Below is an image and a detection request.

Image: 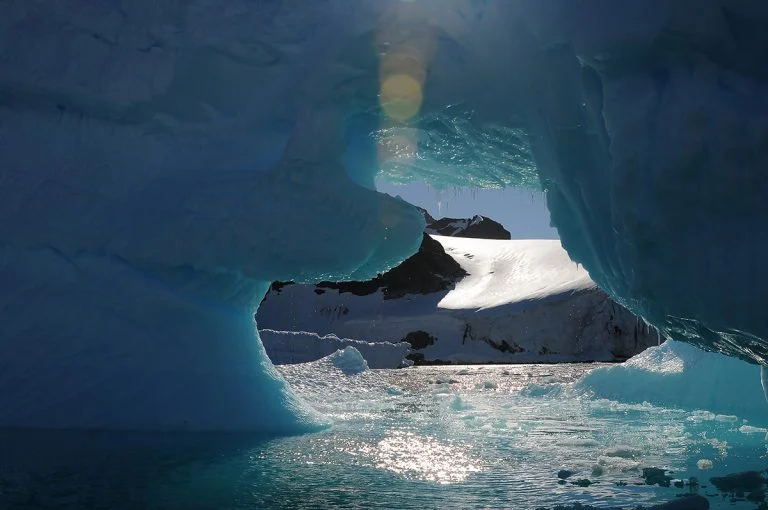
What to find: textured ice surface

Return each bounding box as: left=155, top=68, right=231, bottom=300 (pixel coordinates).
left=327, top=347, right=369, bottom=375
left=2, top=0, right=768, bottom=429
left=0, top=361, right=765, bottom=509
left=518, top=1, right=768, bottom=362
left=578, top=341, right=768, bottom=425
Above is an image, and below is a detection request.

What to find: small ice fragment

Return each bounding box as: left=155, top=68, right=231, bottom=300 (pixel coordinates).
left=450, top=396, right=473, bottom=411
left=329, top=347, right=369, bottom=375
left=738, top=425, right=768, bottom=434
left=604, top=446, right=641, bottom=459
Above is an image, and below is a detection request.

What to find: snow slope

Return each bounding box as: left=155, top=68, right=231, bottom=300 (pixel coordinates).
left=259, top=236, right=659, bottom=364
left=437, top=236, right=594, bottom=311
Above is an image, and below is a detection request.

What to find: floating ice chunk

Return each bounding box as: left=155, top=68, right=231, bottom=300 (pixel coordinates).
left=595, top=455, right=640, bottom=473
left=603, top=446, right=642, bottom=459
left=577, top=341, right=768, bottom=424
left=557, top=438, right=600, bottom=448
left=739, top=425, right=768, bottom=434
left=260, top=329, right=410, bottom=369
left=450, top=395, right=473, bottom=411
left=762, top=365, right=768, bottom=402
left=328, top=347, right=369, bottom=375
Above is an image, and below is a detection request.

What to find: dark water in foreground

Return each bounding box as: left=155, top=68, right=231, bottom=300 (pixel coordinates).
left=0, top=363, right=765, bottom=509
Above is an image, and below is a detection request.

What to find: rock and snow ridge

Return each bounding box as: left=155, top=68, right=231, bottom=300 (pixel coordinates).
left=259, top=235, right=660, bottom=366
left=417, top=207, right=512, bottom=240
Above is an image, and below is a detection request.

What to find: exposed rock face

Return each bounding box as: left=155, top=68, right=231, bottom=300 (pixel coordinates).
left=426, top=215, right=511, bottom=240
left=415, top=207, right=512, bottom=240
left=267, top=233, right=467, bottom=301
left=265, top=212, right=507, bottom=305
left=402, top=331, right=436, bottom=350
left=392, top=288, right=659, bottom=365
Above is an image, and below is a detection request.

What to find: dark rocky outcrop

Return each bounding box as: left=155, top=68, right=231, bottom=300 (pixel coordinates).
left=426, top=215, right=511, bottom=240
left=710, top=471, right=766, bottom=495
left=314, top=233, right=467, bottom=299
left=405, top=352, right=453, bottom=366
left=536, top=496, right=710, bottom=510
left=649, top=496, right=709, bottom=510
left=264, top=230, right=467, bottom=305
left=269, top=280, right=293, bottom=293
left=416, top=206, right=511, bottom=240
left=264, top=211, right=509, bottom=304
left=402, top=330, right=436, bottom=350
left=486, top=338, right=525, bottom=354
left=642, top=467, right=673, bottom=488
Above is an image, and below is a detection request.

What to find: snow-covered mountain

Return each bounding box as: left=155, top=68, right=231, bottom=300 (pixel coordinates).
left=418, top=207, right=512, bottom=240
left=258, top=236, right=659, bottom=365
left=425, top=215, right=509, bottom=239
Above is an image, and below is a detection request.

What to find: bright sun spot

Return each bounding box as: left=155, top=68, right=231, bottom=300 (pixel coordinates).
left=361, top=431, right=482, bottom=484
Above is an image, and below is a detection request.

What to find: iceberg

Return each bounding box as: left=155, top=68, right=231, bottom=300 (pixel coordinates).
left=327, top=347, right=370, bottom=376
left=577, top=341, right=768, bottom=425
left=259, top=329, right=410, bottom=369
left=1, top=0, right=767, bottom=430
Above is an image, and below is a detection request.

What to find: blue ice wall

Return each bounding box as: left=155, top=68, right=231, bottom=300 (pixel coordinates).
left=516, top=1, right=768, bottom=363
left=1, top=0, right=767, bottom=430
left=370, top=0, right=768, bottom=362
left=578, top=341, right=768, bottom=425
left=0, top=1, right=426, bottom=430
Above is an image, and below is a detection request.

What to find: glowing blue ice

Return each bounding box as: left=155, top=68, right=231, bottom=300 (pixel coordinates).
left=1, top=0, right=767, bottom=430
left=578, top=341, right=768, bottom=425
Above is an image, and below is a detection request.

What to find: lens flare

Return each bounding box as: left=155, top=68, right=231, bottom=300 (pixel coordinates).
left=380, top=74, right=423, bottom=122
left=376, top=2, right=436, bottom=168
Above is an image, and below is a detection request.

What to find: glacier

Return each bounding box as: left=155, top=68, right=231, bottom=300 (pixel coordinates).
left=1, top=0, right=767, bottom=431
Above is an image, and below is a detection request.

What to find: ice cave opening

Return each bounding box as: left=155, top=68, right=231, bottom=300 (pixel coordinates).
left=5, top=2, right=768, bottom=509
left=1, top=0, right=767, bottom=440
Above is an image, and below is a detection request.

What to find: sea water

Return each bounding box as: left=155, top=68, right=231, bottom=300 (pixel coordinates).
left=0, top=361, right=765, bottom=509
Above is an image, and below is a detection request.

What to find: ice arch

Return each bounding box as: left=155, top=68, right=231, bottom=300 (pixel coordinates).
left=0, top=0, right=766, bottom=430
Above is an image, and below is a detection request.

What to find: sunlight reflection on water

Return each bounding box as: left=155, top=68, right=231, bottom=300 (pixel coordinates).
left=0, top=363, right=766, bottom=509
left=363, top=431, right=482, bottom=483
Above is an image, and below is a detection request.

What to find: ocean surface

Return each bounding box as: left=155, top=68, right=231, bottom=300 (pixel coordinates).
left=0, top=361, right=765, bottom=509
